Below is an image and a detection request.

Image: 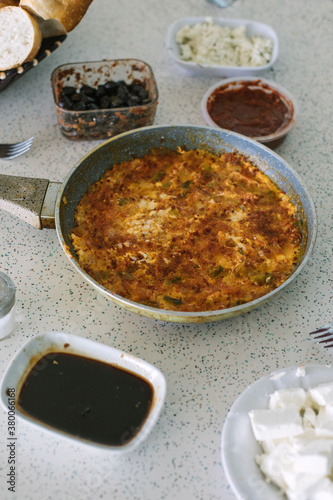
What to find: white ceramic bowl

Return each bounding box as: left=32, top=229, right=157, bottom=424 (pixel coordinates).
left=166, top=17, right=278, bottom=77
left=201, top=77, right=297, bottom=148
left=221, top=365, right=333, bottom=500
left=0, top=332, right=166, bottom=452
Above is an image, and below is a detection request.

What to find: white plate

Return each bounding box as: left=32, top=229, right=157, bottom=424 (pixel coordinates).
left=221, top=364, right=333, bottom=499
left=0, top=331, right=167, bottom=453
left=166, top=17, right=279, bottom=77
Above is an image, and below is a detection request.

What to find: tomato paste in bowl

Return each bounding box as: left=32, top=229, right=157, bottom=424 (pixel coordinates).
left=201, top=77, right=297, bottom=148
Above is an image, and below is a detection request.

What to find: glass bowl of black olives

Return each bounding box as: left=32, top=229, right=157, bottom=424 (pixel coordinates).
left=51, top=59, right=159, bottom=140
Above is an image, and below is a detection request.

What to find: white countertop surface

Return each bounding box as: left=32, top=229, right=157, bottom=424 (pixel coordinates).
left=0, top=0, right=332, bottom=499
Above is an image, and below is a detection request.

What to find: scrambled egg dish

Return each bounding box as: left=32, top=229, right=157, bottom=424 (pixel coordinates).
left=71, top=148, right=302, bottom=312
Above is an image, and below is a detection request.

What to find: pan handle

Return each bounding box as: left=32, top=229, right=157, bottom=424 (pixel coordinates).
left=0, top=174, right=61, bottom=229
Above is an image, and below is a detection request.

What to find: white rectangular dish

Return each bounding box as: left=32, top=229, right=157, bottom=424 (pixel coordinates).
left=166, top=17, right=279, bottom=77
left=0, top=331, right=167, bottom=452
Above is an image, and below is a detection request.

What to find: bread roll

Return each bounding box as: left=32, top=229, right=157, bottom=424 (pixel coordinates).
left=0, top=6, right=42, bottom=71
left=0, top=0, right=19, bottom=5
left=19, top=0, right=94, bottom=37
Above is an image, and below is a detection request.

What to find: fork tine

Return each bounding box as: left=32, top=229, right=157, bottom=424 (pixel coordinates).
left=0, top=137, right=34, bottom=159
left=311, top=327, right=332, bottom=335
left=319, top=342, right=333, bottom=348
left=312, top=332, right=333, bottom=340
left=2, top=149, right=29, bottom=159
left=8, top=144, right=32, bottom=155
left=5, top=145, right=30, bottom=156
left=309, top=323, right=333, bottom=348
left=309, top=324, right=332, bottom=335
left=6, top=137, right=34, bottom=153
left=318, top=336, right=333, bottom=344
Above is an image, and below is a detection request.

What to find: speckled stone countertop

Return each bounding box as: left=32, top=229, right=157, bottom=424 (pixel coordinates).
left=0, top=0, right=332, bottom=499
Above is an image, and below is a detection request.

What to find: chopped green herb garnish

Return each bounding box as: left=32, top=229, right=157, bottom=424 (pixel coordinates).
left=153, top=171, right=166, bottom=182
left=118, top=198, right=130, bottom=206
left=163, top=295, right=183, bottom=305
left=168, top=276, right=182, bottom=283
left=209, top=265, right=225, bottom=277
left=119, top=271, right=135, bottom=280
left=251, top=273, right=274, bottom=285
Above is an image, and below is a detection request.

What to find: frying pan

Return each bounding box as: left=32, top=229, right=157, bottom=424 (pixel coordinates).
left=0, top=125, right=317, bottom=323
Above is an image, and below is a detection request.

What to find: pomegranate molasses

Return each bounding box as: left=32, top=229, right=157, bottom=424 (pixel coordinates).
left=17, top=352, right=153, bottom=446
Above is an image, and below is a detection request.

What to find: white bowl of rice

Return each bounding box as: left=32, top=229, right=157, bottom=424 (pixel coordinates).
left=166, top=17, right=279, bottom=77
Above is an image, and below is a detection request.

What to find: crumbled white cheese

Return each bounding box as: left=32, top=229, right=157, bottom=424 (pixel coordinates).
left=249, top=382, right=333, bottom=499
left=175, top=18, right=273, bottom=67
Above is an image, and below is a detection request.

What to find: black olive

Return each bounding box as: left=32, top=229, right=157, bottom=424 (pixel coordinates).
left=96, top=85, right=107, bottom=99
left=61, top=86, right=76, bottom=97
left=138, top=88, right=149, bottom=100
left=100, top=95, right=111, bottom=108
left=73, top=101, right=87, bottom=111
left=87, top=103, right=100, bottom=110
left=57, top=80, right=150, bottom=111
left=129, top=83, right=139, bottom=93
left=80, top=94, right=95, bottom=104
left=71, top=93, right=82, bottom=102
left=110, top=96, right=124, bottom=108
left=128, top=95, right=141, bottom=106
left=58, top=96, right=74, bottom=109
left=80, top=85, right=96, bottom=98
left=117, top=80, right=127, bottom=88
left=117, top=87, right=129, bottom=102
left=131, top=84, right=148, bottom=100
left=104, top=81, right=118, bottom=94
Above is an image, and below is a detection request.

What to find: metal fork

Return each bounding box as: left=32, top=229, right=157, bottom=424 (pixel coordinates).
left=206, top=0, right=235, bottom=6
left=0, top=137, right=34, bottom=160
left=309, top=324, right=333, bottom=348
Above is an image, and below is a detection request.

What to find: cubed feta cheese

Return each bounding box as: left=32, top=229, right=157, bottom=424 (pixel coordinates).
left=309, top=382, right=333, bottom=406
left=249, top=407, right=303, bottom=441
left=249, top=380, right=333, bottom=498
left=258, top=442, right=296, bottom=490
left=314, top=406, right=333, bottom=438
left=269, top=388, right=307, bottom=411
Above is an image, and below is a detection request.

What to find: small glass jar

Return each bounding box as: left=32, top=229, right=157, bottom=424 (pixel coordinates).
left=0, top=272, right=16, bottom=339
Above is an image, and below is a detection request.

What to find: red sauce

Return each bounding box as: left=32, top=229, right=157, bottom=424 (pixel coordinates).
left=206, top=80, right=292, bottom=138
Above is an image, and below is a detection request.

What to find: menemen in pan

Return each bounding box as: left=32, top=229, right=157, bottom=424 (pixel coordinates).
left=70, top=148, right=302, bottom=312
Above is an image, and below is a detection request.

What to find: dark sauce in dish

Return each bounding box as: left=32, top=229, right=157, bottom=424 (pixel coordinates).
left=17, top=352, right=153, bottom=446
left=206, top=80, right=291, bottom=138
